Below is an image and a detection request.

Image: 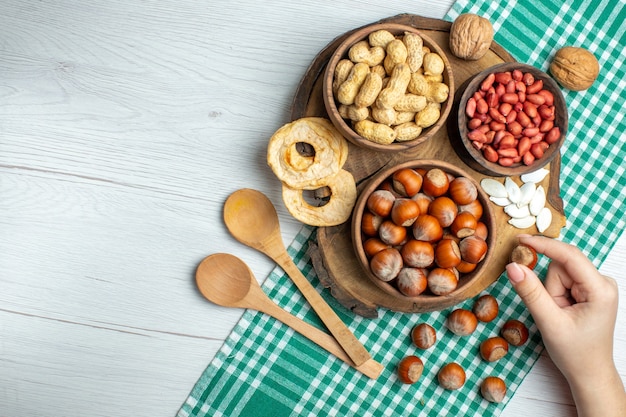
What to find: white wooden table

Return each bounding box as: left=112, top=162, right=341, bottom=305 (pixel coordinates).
left=1, top=1, right=623, bottom=416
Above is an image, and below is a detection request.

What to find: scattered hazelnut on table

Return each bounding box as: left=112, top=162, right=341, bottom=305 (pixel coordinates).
left=446, top=308, right=478, bottom=336
left=411, top=323, right=437, bottom=349
left=501, top=319, right=530, bottom=346
left=438, top=362, right=466, bottom=390
left=481, top=376, right=507, bottom=403
left=480, top=336, right=509, bottom=362
left=472, top=294, right=499, bottom=322
left=397, top=355, right=424, bottom=384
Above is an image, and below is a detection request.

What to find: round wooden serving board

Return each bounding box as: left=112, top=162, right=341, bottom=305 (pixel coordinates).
left=290, top=14, right=566, bottom=318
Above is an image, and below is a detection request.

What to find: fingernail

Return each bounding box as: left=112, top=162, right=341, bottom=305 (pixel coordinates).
left=506, top=262, right=525, bottom=283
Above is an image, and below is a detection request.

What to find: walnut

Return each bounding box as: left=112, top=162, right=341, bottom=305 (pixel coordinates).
left=449, top=13, right=494, bottom=61
left=549, top=46, right=599, bottom=91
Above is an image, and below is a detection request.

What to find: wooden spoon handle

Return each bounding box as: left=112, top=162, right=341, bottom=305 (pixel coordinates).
left=259, top=295, right=384, bottom=379
left=272, top=249, right=373, bottom=367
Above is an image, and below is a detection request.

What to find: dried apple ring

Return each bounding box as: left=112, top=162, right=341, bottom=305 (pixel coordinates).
left=282, top=169, right=357, bottom=226
left=267, top=117, right=348, bottom=189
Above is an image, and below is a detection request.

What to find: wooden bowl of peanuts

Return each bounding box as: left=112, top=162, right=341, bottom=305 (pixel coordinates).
left=450, top=62, right=568, bottom=177
left=323, top=23, right=455, bottom=152
left=351, top=159, right=496, bottom=310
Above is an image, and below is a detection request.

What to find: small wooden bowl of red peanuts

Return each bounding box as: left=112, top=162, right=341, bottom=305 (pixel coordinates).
left=451, top=63, right=568, bottom=177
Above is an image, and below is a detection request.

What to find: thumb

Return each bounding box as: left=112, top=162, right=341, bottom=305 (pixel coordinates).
left=505, top=262, right=560, bottom=326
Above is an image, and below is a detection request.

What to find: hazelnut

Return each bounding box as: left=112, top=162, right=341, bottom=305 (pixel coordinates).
left=458, top=198, right=484, bottom=220
left=474, top=221, right=489, bottom=240
left=411, top=193, right=433, bottom=214
left=422, top=168, right=450, bottom=197
left=549, top=46, right=599, bottom=91
left=411, top=323, right=437, bottom=349
left=459, top=235, right=488, bottom=264
left=501, top=319, right=529, bottom=346
left=448, top=177, right=478, bottom=205
left=412, top=214, right=443, bottom=243
left=472, top=294, right=499, bottom=322
left=369, top=247, right=403, bottom=281
left=510, top=243, right=538, bottom=269
left=366, top=189, right=395, bottom=217
left=481, top=376, right=507, bottom=403
left=362, top=238, right=389, bottom=257
left=427, top=267, right=458, bottom=296
left=378, top=179, right=400, bottom=196
left=390, top=198, right=420, bottom=227
left=434, top=239, right=462, bottom=269
left=480, top=336, right=509, bottom=362
left=450, top=211, right=478, bottom=238
left=396, top=267, right=428, bottom=297
left=456, top=260, right=477, bottom=274
left=358, top=165, right=492, bottom=298
left=392, top=168, right=423, bottom=197
left=428, top=196, right=458, bottom=228
left=449, top=13, right=494, bottom=61
left=438, top=362, right=466, bottom=390
left=361, top=212, right=383, bottom=236
left=397, top=355, right=424, bottom=384
left=446, top=308, right=478, bottom=336
left=378, top=220, right=407, bottom=246
left=401, top=239, right=435, bottom=268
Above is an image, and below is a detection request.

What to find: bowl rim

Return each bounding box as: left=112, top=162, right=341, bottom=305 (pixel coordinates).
left=453, top=62, right=568, bottom=177
left=322, top=22, right=455, bottom=152
left=351, top=159, right=497, bottom=302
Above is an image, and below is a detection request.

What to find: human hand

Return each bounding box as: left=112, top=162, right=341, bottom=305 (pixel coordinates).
left=505, top=234, right=625, bottom=417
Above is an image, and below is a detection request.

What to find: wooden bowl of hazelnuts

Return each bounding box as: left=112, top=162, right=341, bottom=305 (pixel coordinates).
left=351, top=159, right=496, bottom=311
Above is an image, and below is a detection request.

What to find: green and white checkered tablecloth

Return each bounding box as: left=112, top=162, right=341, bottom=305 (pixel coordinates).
left=178, top=1, right=625, bottom=415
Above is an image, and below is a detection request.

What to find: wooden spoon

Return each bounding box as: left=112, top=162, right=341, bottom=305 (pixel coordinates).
left=196, top=253, right=384, bottom=379
left=223, top=188, right=373, bottom=367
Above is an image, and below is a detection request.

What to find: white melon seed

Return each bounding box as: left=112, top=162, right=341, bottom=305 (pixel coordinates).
left=505, top=177, right=522, bottom=204
left=481, top=178, right=508, bottom=198
left=521, top=168, right=550, bottom=184
left=508, top=216, right=536, bottom=229
left=536, top=207, right=553, bottom=233
left=518, top=182, right=536, bottom=207
left=529, top=186, right=547, bottom=216
left=490, top=196, right=512, bottom=206
left=505, top=203, right=532, bottom=219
